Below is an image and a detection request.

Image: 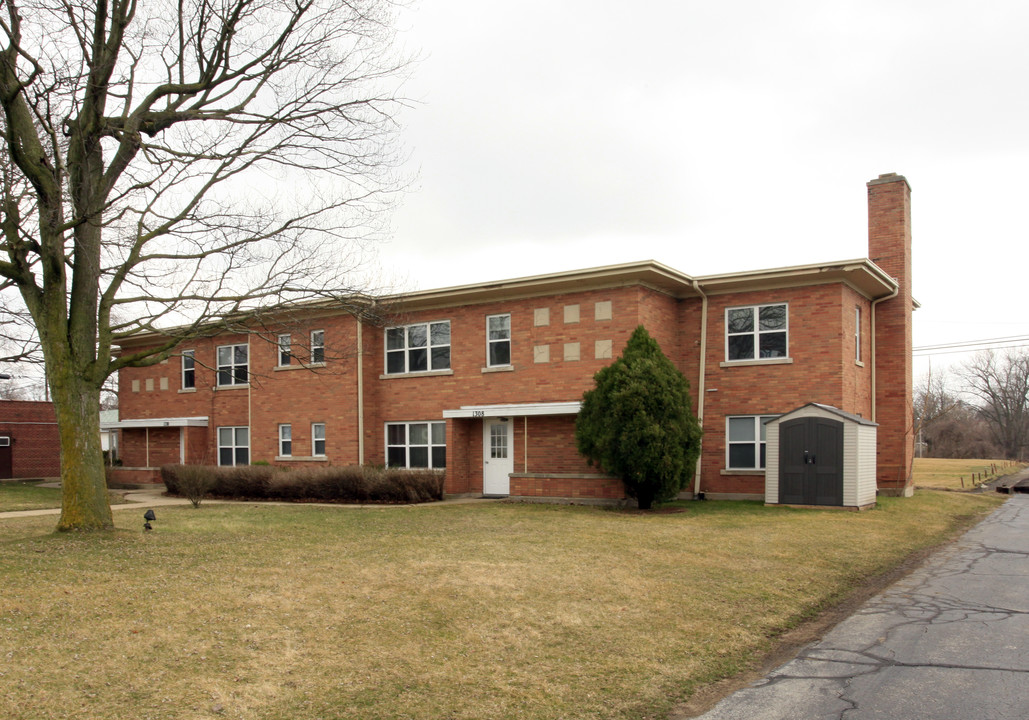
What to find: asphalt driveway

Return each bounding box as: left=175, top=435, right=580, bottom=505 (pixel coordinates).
left=687, top=494, right=1029, bottom=719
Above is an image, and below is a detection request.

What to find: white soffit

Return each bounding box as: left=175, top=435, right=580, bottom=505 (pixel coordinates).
left=101, top=416, right=209, bottom=430
left=443, top=402, right=582, bottom=419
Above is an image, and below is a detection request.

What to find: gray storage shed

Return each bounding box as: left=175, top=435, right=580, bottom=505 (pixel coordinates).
left=764, top=403, right=877, bottom=509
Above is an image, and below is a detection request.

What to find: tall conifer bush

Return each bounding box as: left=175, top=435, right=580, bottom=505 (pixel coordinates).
left=576, top=326, right=703, bottom=509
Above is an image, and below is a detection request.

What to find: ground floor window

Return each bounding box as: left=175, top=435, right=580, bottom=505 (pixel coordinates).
left=386, top=421, right=445, bottom=468
left=279, top=424, right=292, bottom=457
left=726, top=415, right=777, bottom=469
left=312, top=423, right=326, bottom=456
left=218, top=426, right=250, bottom=466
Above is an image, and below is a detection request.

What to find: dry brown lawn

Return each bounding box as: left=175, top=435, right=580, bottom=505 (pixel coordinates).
left=0, top=491, right=1005, bottom=720
left=912, top=457, right=1025, bottom=490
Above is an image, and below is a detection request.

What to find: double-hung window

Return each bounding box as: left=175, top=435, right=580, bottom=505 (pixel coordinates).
left=217, top=343, right=248, bottom=385
left=181, top=350, right=195, bottom=389
left=487, top=314, right=511, bottom=367
left=385, top=321, right=451, bottom=374
left=312, top=423, right=326, bottom=456
left=386, top=422, right=446, bottom=468
left=278, top=334, right=291, bottom=366
left=855, top=307, right=862, bottom=362
left=218, top=426, right=250, bottom=466
left=726, top=415, right=777, bottom=470
left=279, top=424, right=292, bottom=457
left=726, top=304, right=788, bottom=361
left=311, top=330, right=325, bottom=364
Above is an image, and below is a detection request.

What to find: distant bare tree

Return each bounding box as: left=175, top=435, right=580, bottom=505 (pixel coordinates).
left=958, top=350, right=1029, bottom=460
left=0, top=0, right=406, bottom=530
left=913, top=367, right=959, bottom=455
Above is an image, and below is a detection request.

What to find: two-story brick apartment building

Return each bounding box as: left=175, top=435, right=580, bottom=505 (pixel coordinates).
left=107, top=173, right=915, bottom=501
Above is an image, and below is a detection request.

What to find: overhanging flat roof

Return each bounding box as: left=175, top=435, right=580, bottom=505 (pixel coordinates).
left=101, top=416, right=209, bottom=430
left=443, top=401, right=582, bottom=419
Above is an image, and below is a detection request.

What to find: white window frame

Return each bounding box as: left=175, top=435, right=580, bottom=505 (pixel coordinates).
left=725, top=303, right=788, bottom=361
left=181, top=350, right=195, bottom=389
left=726, top=415, right=778, bottom=470
left=278, top=334, right=292, bottom=367
left=216, top=343, right=249, bottom=386
left=279, top=424, right=292, bottom=457
left=486, top=313, right=512, bottom=367
left=311, top=330, right=325, bottom=364
left=0, top=436, right=10, bottom=447
left=855, top=306, right=862, bottom=363
left=217, top=426, right=250, bottom=466
left=312, top=423, right=326, bottom=456
left=384, top=321, right=451, bottom=374
left=385, top=421, right=446, bottom=469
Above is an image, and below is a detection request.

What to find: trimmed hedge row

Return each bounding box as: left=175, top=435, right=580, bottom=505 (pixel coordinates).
left=160, top=464, right=445, bottom=504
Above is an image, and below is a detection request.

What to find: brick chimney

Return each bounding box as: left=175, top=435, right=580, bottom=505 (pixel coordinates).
left=868, top=173, right=914, bottom=496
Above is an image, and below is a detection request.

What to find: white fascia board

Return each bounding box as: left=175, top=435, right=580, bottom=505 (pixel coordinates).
left=101, top=416, right=209, bottom=430
left=442, top=401, right=582, bottom=419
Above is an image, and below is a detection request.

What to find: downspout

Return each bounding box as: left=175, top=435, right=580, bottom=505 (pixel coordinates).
left=870, top=283, right=899, bottom=423
left=357, top=318, right=365, bottom=464
left=691, top=279, right=708, bottom=498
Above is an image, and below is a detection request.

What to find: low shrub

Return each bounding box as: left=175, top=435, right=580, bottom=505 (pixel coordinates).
left=160, top=464, right=445, bottom=504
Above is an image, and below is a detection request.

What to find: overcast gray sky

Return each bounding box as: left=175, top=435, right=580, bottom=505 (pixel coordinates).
left=383, top=0, right=1029, bottom=382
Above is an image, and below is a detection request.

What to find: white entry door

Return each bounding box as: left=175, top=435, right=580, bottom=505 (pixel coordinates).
left=482, top=418, right=513, bottom=496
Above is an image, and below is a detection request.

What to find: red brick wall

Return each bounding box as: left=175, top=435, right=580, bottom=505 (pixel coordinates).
left=868, top=174, right=914, bottom=493
left=0, top=401, right=60, bottom=478
left=696, top=283, right=873, bottom=496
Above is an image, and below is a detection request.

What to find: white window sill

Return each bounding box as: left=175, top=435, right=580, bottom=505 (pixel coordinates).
left=213, top=383, right=250, bottom=391
left=719, top=358, right=793, bottom=368
left=380, top=369, right=454, bottom=379
left=178, top=388, right=197, bottom=394
left=482, top=365, right=514, bottom=373
left=275, top=455, right=328, bottom=462
left=720, top=469, right=766, bottom=476
left=274, top=362, right=327, bottom=372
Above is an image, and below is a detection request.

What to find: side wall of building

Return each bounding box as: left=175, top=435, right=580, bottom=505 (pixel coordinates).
left=0, top=401, right=61, bottom=478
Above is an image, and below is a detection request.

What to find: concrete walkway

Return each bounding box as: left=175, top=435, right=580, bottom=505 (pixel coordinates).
left=687, top=494, right=1029, bottom=719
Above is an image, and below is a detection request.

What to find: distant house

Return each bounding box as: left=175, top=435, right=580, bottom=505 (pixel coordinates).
left=100, top=409, right=119, bottom=462
left=0, top=401, right=60, bottom=479
left=106, top=173, right=915, bottom=503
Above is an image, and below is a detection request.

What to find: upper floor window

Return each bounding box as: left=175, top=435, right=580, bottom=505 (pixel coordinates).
left=487, top=314, right=511, bottom=367
left=311, top=330, right=325, bottom=364
left=217, top=343, right=248, bottom=385
left=727, top=415, right=778, bottom=470
left=855, top=307, right=862, bottom=362
left=312, top=423, right=326, bottom=456
left=279, top=424, right=292, bottom=457
left=726, top=304, right=787, bottom=361
left=218, top=426, right=250, bottom=466
left=385, top=321, right=450, bottom=374
left=181, top=350, right=195, bottom=389
left=278, top=334, right=291, bottom=366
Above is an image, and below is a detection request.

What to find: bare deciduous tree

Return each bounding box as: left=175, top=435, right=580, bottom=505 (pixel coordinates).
left=958, top=350, right=1029, bottom=460
left=0, top=0, right=405, bottom=530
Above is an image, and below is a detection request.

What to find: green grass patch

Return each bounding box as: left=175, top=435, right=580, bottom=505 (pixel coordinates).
left=0, top=481, right=127, bottom=512
left=912, top=457, right=1025, bottom=490
left=0, top=490, right=1005, bottom=720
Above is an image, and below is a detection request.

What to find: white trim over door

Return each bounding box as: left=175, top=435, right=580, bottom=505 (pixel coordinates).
left=482, top=418, right=513, bottom=496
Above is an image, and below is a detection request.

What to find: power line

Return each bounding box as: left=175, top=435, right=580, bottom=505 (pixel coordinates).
left=913, top=335, right=1029, bottom=356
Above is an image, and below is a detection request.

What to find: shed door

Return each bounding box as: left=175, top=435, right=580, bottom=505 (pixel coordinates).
left=778, top=418, right=843, bottom=506
left=0, top=437, right=11, bottom=479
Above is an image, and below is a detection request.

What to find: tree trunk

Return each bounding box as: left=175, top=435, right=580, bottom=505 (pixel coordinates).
left=636, top=486, right=655, bottom=511
left=52, top=372, right=112, bottom=531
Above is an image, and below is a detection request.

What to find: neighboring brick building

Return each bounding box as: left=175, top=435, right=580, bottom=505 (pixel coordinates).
left=107, top=173, right=916, bottom=501
left=0, top=401, right=60, bottom=479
